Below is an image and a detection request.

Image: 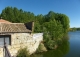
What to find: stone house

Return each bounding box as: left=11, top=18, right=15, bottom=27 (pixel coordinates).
left=0, top=19, right=43, bottom=57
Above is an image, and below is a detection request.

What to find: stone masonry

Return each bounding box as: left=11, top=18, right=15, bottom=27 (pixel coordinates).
left=0, top=33, right=43, bottom=57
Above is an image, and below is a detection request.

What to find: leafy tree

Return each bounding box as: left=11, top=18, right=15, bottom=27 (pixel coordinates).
left=55, top=13, right=70, bottom=33
left=0, top=14, right=1, bottom=18
left=44, top=11, right=55, bottom=22
left=0, top=7, right=70, bottom=50
left=34, top=21, right=42, bottom=33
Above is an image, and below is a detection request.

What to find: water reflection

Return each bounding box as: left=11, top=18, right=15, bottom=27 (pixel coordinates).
left=43, top=40, right=70, bottom=57
left=30, top=39, right=70, bottom=57
left=29, top=32, right=80, bottom=57
left=30, top=54, right=43, bottom=57
left=65, top=31, right=80, bottom=57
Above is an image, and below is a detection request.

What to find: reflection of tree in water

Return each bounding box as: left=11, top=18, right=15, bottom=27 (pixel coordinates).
left=43, top=39, right=70, bottom=57
left=30, top=54, right=43, bottom=57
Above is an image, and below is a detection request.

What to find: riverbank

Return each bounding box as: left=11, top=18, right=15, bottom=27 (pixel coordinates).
left=29, top=36, right=69, bottom=57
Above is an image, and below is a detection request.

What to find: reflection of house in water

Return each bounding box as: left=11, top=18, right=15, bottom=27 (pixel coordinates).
left=0, top=18, right=43, bottom=57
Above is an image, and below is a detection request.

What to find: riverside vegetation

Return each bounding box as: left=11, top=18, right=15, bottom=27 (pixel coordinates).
left=0, top=7, right=70, bottom=56
left=69, top=27, right=80, bottom=32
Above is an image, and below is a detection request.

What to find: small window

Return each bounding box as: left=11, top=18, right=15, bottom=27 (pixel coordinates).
left=0, top=35, right=11, bottom=47
left=0, top=37, right=4, bottom=47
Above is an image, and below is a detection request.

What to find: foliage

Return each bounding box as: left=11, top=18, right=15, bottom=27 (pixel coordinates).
left=30, top=38, right=69, bottom=57
left=16, top=48, right=30, bottom=57
left=0, top=7, right=70, bottom=50
left=77, top=28, right=80, bottom=31
left=43, top=20, right=64, bottom=49
left=69, top=27, right=80, bottom=31
left=36, top=43, right=47, bottom=53
left=43, top=38, right=69, bottom=57
left=0, top=15, right=1, bottom=18
left=34, top=21, right=42, bottom=33
left=1, top=6, right=35, bottom=23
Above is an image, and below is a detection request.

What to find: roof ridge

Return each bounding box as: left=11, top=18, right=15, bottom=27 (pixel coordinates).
left=0, top=19, right=12, bottom=23
left=10, top=23, right=24, bottom=24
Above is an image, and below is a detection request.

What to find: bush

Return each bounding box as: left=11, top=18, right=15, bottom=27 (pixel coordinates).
left=36, top=43, right=47, bottom=53
left=46, top=40, right=56, bottom=49
left=16, top=47, right=29, bottom=57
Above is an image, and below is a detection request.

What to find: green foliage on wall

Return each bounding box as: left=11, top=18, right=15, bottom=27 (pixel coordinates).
left=16, top=48, right=30, bottom=57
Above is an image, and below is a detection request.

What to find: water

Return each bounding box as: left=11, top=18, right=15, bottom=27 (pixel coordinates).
left=30, top=31, right=80, bottom=57
left=64, top=31, right=80, bottom=57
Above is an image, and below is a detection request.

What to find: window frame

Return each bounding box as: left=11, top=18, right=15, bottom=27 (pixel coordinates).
left=0, top=35, right=11, bottom=47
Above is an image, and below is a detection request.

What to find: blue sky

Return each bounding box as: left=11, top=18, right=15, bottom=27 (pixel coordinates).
left=0, top=0, right=80, bottom=28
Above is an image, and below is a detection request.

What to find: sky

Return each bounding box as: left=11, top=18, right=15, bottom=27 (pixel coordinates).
left=0, top=0, right=80, bottom=28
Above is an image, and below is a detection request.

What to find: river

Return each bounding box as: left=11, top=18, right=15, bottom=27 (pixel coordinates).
left=30, top=31, right=80, bottom=57
left=65, top=31, right=80, bottom=57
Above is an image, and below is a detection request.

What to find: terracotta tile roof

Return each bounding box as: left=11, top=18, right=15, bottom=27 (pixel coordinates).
left=0, top=19, right=32, bottom=33
left=0, top=23, right=32, bottom=33
left=0, top=19, right=11, bottom=24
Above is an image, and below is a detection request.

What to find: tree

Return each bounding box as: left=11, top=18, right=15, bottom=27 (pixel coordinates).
left=0, top=7, right=70, bottom=50
left=55, top=13, right=70, bottom=33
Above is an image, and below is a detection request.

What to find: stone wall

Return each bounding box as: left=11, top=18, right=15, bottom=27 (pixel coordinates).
left=0, top=33, right=43, bottom=57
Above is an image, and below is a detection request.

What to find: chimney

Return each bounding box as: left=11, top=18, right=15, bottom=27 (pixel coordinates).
left=32, top=21, right=34, bottom=33
left=25, top=21, right=34, bottom=33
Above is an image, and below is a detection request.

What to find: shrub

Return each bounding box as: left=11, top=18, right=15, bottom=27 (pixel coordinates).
left=16, top=47, right=29, bottom=57
left=36, top=43, right=47, bottom=53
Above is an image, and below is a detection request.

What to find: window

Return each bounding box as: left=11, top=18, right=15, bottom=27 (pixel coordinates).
left=0, top=36, right=4, bottom=47
left=0, top=35, right=11, bottom=47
